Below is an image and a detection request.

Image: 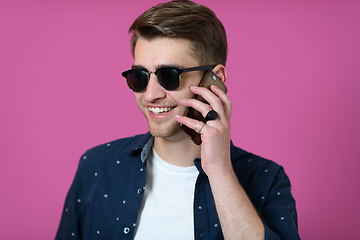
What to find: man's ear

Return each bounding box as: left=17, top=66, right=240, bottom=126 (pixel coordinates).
left=212, top=64, right=227, bottom=84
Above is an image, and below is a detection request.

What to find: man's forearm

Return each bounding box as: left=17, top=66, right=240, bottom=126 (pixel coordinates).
left=208, top=167, right=265, bottom=240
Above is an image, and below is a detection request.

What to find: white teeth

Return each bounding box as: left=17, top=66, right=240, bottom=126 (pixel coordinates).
left=148, top=107, right=173, bottom=114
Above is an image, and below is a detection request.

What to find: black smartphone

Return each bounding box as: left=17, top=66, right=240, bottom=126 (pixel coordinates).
left=180, top=70, right=227, bottom=145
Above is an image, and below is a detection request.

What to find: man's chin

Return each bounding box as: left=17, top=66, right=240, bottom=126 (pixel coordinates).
left=148, top=123, right=183, bottom=139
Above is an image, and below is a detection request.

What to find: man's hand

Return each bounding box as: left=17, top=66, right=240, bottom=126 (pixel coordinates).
left=176, top=84, right=232, bottom=176
left=175, top=84, right=265, bottom=240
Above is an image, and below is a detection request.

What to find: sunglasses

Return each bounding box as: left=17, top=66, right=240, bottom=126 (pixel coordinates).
left=121, top=65, right=216, bottom=92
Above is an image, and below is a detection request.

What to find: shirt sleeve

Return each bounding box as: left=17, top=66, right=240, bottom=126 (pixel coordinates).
left=55, top=155, right=86, bottom=240
left=262, top=167, right=300, bottom=240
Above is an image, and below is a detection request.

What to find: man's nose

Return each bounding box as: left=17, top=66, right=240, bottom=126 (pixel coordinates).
left=144, top=74, right=166, bottom=102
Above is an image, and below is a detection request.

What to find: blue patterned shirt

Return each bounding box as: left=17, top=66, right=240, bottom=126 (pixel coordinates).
left=55, top=132, right=300, bottom=239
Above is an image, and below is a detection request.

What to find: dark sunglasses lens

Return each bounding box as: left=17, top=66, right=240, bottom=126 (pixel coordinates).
left=157, top=68, right=180, bottom=91
left=126, top=70, right=148, bottom=92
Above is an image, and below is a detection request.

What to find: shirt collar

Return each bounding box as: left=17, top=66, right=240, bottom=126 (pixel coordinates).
left=141, top=136, right=154, bottom=163
left=124, top=132, right=237, bottom=171
left=122, top=132, right=152, bottom=153
left=121, top=132, right=153, bottom=164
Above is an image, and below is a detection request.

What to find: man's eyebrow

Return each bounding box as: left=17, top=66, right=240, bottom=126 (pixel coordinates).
left=157, top=63, right=183, bottom=69
left=131, top=64, right=184, bottom=70
left=131, top=64, right=146, bottom=70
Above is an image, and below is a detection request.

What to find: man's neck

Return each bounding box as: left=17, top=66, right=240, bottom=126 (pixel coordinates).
left=153, top=133, right=201, bottom=167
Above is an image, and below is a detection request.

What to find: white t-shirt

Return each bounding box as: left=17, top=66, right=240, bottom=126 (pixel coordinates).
left=134, top=148, right=199, bottom=240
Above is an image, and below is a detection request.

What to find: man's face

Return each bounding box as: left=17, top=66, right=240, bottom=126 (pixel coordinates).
left=133, top=37, right=203, bottom=139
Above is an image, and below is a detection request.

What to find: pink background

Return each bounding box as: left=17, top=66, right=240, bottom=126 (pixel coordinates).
left=1, top=0, right=359, bottom=239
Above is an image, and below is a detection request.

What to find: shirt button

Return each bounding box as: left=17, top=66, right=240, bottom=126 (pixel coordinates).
left=137, top=188, right=143, bottom=194
left=123, top=227, right=131, bottom=235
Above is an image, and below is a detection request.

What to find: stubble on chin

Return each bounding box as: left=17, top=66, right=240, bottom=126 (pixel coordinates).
left=147, top=118, right=182, bottom=138
left=139, top=103, right=186, bottom=138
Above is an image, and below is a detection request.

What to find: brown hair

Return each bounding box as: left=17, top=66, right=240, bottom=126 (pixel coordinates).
left=128, top=0, right=227, bottom=66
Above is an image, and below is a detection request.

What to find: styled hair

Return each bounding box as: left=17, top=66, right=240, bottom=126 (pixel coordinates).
left=128, top=0, right=227, bottom=66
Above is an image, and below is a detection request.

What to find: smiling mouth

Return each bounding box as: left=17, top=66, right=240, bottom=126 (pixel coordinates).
left=148, top=106, right=175, bottom=115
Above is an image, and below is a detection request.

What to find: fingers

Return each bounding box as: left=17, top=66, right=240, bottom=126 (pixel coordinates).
left=175, top=114, right=205, bottom=133
left=191, top=86, right=224, bottom=117
left=176, top=84, right=232, bottom=142
left=179, top=97, right=213, bottom=119
left=210, top=85, right=232, bottom=120
left=180, top=85, right=231, bottom=122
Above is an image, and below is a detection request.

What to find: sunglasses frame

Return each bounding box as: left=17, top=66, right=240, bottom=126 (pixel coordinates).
left=122, top=65, right=216, bottom=92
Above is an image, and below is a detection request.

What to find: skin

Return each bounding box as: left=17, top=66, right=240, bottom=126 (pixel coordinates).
left=133, top=36, right=265, bottom=239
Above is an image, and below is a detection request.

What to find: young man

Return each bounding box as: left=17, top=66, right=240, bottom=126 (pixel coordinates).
left=56, top=1, right=300, bottom=239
